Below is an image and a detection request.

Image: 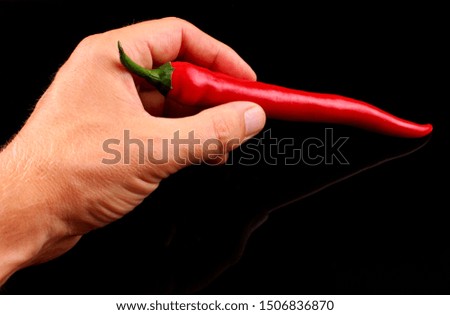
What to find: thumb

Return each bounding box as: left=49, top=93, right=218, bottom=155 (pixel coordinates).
left=166, top=102, right=266, bottom=167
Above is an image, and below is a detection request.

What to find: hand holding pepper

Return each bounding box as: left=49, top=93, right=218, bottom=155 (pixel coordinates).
left=0, top=17, right=266, bottom=285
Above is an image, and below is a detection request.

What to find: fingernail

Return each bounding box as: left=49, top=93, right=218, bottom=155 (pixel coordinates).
left=244, top=105, right=266, bottom=138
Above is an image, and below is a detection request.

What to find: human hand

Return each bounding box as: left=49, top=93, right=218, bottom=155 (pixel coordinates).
left=0, top=17, right=266, bottom=284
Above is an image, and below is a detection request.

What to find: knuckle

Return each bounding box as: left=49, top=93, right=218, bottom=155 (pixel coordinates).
left=70, top=34, right=112, bottom=68
left=162, top=16, right=190, bottom=27
left=162, top=16, right=184, bottom=23
left=211, top=114, right=234, bottom=149
left=76, top=34, right=101, bottom=51
left=70, top=34, right=103, bottom=62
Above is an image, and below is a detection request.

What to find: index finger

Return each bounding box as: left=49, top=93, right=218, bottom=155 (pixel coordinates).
left=111, top=17, right=257, bottom=81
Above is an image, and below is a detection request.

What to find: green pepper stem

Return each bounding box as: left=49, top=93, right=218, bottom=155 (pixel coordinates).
left=117, top=41, right=173, bottom=96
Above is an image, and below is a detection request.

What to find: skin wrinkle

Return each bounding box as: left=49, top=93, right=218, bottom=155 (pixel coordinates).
left=209, top=44, right=223, bottom=75
left=178, top=21, right=187, bottom=62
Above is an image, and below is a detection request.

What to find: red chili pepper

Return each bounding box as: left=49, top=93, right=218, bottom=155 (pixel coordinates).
left=118, top=42, right=432, bottom=138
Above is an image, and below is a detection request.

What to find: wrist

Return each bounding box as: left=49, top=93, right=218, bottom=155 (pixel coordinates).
left=0, top=138, right=66, bottom=285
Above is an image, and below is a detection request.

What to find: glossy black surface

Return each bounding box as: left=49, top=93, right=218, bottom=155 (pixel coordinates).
left=1, top=2, right=448, bottom=294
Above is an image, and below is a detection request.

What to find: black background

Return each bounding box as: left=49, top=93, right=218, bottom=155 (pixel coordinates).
left=1, top=2, right=449, bottom=294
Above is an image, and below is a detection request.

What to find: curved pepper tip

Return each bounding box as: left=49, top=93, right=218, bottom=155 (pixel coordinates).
left=410, top=123, right=433, bottom=138
left=422, top=123, right=433, bottom=136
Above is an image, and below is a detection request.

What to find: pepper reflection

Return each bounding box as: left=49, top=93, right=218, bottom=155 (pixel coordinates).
left=135, top=131, right=431, bottom=294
